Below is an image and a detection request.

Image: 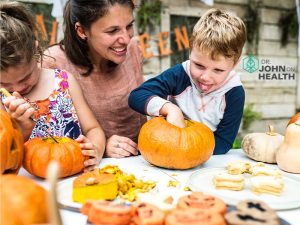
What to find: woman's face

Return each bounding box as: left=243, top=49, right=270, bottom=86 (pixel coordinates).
left=84, top=4, right=134, bottom=65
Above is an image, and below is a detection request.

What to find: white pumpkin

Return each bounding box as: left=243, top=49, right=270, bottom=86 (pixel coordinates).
left=276, top=118, right=300, bottom=173
left=241, top=125, right=284, bottom=163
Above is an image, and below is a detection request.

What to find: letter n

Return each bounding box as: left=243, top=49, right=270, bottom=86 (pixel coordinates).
left=174, top=26, right=189, bottom=51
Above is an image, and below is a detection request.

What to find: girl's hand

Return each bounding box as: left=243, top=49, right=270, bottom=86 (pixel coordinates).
left=2, top=92, right=35, bottom=133
left=105, top=135, right=139, bottom=158
left=76, top=135, right=101, bottom=172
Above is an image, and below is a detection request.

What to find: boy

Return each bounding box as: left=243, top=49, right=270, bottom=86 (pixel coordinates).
left=128, top=8, right=246, bottom=154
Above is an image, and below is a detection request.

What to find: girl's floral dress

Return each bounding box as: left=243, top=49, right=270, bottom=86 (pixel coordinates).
left=30, top=69, right=82, bottom=139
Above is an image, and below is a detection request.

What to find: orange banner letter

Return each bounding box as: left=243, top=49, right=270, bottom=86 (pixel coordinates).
left=174, top=26, right=189, bottom=51
left=139, top=33, right=154, bottom=58
left=158, top=31, right=172, bottom=56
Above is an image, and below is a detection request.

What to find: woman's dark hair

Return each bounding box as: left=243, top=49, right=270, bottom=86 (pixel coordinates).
left=0, top=1, right=43, bottom=71
left=61, top=0, right=135, bottom=75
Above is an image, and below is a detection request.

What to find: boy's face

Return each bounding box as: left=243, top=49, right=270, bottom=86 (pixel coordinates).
left=189, top=48, right=237, bottom=93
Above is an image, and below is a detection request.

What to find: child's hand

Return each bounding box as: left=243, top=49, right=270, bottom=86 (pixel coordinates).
left=76, top=135, right=101, bottom=172
left=2, top=92, right=35, bottom=132
left=160, top=103, right=185, bottom=128
left=105, top=135, right=139, bottom=158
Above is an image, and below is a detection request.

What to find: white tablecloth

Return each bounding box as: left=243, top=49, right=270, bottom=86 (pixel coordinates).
left=19, top=149, right=300, bottom=225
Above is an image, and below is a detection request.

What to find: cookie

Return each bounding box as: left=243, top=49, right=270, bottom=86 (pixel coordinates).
left=132, top=202, right=165, bottom=225
left=225, top=199, right=280, bottom=225
left=177, top=192, right=227, bottom=215
left=227, top=161, right=251, bottom=175
left=213, top=173, right=245, bottom=191
left=81, top=200, right=134, bottom=225
left=166, top=209, right=226, bottom=225
left=249, top=166, right=282, bottom=177
left=251, top=176, right=284, bottom=196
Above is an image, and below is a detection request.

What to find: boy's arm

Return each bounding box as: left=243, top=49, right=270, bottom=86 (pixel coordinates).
left=213, top=86, right=245, bottom=154
left=129, top=64, right=188, bottom=116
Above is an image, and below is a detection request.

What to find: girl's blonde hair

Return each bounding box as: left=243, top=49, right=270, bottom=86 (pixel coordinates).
left=190, top=8, right=246, bottom=64
left=0, top=1, right=43, bottom=71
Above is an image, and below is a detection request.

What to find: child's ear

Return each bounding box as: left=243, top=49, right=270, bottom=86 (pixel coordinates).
left=35, top=40, right=39, bottom=48
left=75, top=22, right=87, bottom=41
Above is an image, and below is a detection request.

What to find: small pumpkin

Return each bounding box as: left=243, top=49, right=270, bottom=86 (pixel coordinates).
left=138, top=117, right=215, bottom=169
left=23, top=137, right=87, bottom=178
left=276, top=118, right=300, bottom=173
left=241, top=125, right=283, bottom=163
left=287, top=112, right=300, bottom=126
left=0, top=110, right=24, bottom=174
left=0, top=174, right=49, bottom=225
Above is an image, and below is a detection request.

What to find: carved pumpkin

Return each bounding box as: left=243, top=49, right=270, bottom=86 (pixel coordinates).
left=288, top=112, right=300, bottom=126
left=276, top=118, right=300, bottom=173
left=0, top=174, right=49, bottom=225
left=138, top=117, right=215, bottom=169
left=241, top=125, right=284, bottom=163
left=23, top=137, right=87, bottom=178
left=0, top=110, right=24, bottom=174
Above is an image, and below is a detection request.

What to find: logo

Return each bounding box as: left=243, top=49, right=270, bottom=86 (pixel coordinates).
left=243, top=55, right=259, bottom=73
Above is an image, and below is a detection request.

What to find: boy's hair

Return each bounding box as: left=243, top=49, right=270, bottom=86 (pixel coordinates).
left=0, top=1, right=43, bottom=71
left=190, top=8, right=246, bottom=64
left=61, top=0, right=135, bottom=76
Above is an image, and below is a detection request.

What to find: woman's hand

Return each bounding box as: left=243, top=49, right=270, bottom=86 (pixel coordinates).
left=105, top=135, right=139, bottom=158
left=76, top=135, right=102, bottom=172
left=2, top=92, right=35, bottom=137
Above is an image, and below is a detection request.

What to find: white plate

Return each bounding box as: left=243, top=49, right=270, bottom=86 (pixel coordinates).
left=56, top=176, right=159, bottom=212
left=187, top=167, right=300, bottom=210
left=57, top=177, right=82, bottom=212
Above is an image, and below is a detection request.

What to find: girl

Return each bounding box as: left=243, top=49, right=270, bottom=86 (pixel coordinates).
left=0, top=1, right=105, bottom=171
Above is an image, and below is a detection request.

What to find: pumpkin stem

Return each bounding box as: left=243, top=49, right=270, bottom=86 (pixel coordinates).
left=266, top=125, right=276, bottom=136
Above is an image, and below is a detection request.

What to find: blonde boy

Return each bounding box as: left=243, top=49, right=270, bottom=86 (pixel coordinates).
left=129, top=8, right=247, bottom=154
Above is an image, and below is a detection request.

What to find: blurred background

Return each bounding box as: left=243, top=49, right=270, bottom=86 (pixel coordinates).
left=17, top=0, right=300, bottom=147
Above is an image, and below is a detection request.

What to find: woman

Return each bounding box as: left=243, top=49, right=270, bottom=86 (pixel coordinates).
left=43, top=0, right=146, bottom=158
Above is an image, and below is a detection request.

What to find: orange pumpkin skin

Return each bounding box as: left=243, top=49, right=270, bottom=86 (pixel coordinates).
left=288, top=113, right=300, bottom=126
left=0, top=175, right=49, bottom=225
left=0, top=110, right=24, bottom=174
left=138, top=117, right=215, bottom=169
left=23, top=137, right=87, bottom=178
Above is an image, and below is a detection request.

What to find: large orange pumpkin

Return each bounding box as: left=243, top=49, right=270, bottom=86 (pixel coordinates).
left=138, top=117, right=215, bottom=169
left=0, top=174, right=49, bottom=225
left=288, top=112, right=300, bottom=126
left=0, top=110, right=24, bottom=174
left=23, top=137, right=87, bottom=178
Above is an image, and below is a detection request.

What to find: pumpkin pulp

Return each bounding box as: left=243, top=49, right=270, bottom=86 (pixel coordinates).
left=42, top=137, right=70, bottom=144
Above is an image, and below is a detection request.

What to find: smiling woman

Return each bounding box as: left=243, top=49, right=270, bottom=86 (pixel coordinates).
left=43, top=0, right=147, bottom=159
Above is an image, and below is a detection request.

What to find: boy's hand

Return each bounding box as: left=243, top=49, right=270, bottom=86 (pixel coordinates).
left=160, top=102, right=185, bottom=128
left=105, top=135, right=139, bottom=158
left=2, top=92, right=35, bottom=132
left=76, top=135, right=101, bottom=172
